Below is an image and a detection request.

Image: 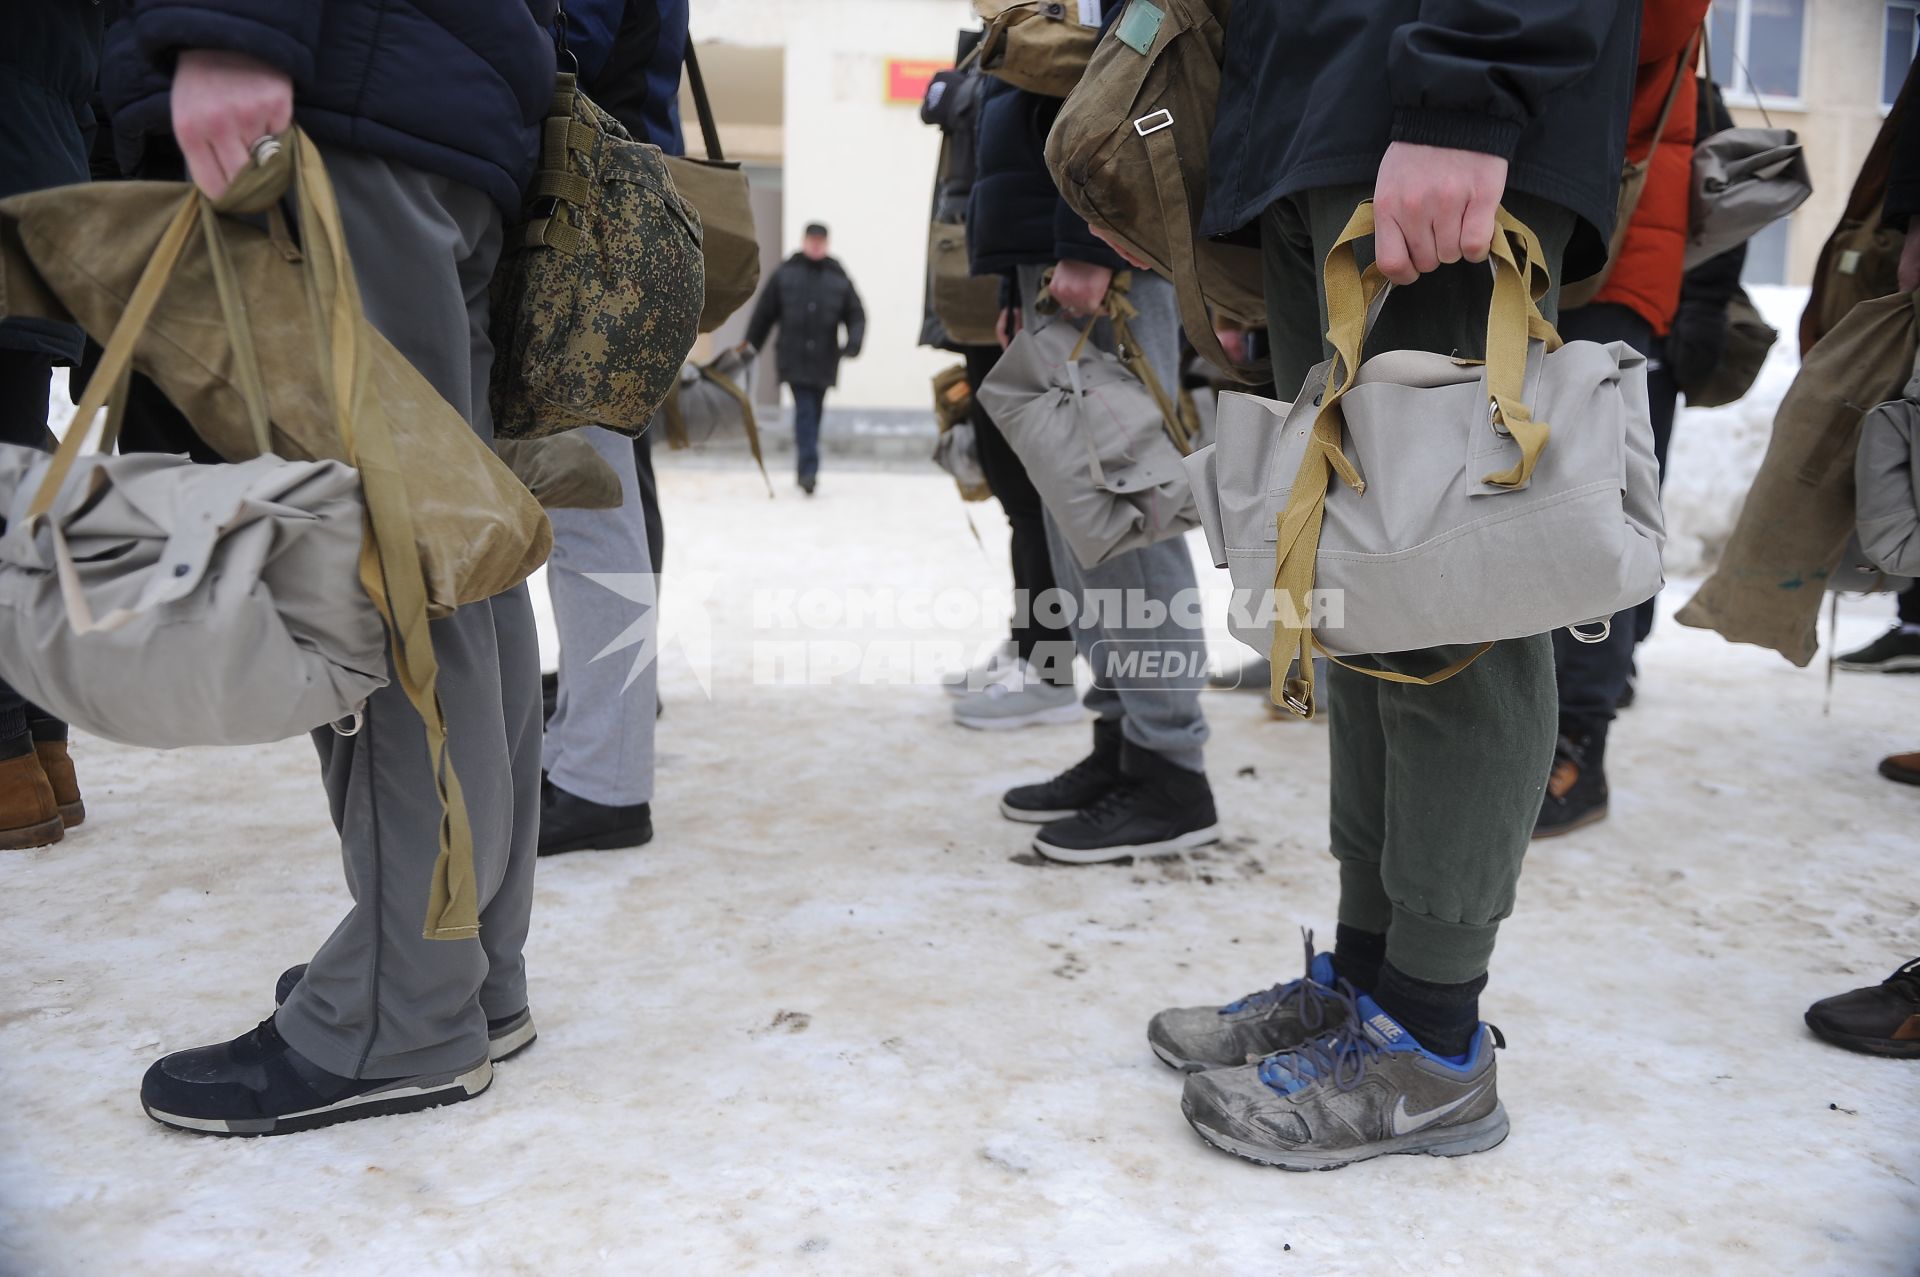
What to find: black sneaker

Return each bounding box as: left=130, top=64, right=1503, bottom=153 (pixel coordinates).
left=799, top=475, right=817, bottom=496
left=1534, top=727, right=1608, bottom=839
left=538, top=778, right=653, bottom=855
left=1000, top=718, right=1123, bottom=823
left=1804, top=958, right=1920, bottom=1058
left=1835, top=624, right=1920, bottom=673
left=1032, top=741, right=1219, bottom=864
left=141, top=1016, right=491, bottom=1137
left=273, top=966, right=537, bottom=1063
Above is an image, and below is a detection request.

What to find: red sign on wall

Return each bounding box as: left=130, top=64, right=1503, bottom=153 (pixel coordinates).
left=887, top=59, right=949, bottom=105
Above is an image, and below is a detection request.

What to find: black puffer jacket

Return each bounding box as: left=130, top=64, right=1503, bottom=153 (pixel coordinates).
left=1203, top=0, right=1640, bottom=282
left=745, top=254, right=867, bottom=390
left=0, top=1, right=106, bottom=363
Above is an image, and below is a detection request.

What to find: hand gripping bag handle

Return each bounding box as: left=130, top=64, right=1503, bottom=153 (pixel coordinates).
left=1268, top=202, right=1560, bottom=717
left=32, top=132, right=484, bottom=941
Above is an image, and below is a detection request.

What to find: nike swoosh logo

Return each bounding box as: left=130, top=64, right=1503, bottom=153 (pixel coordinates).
left=1392, top=1083, right=1488, bottom=1137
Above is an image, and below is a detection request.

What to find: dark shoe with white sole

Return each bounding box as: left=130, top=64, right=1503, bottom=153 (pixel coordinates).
left=1032, top=741, right=1218, bottom=864
left=141, top=1016, right=491, bottom=1137
left=1835, top=624, right=1920, bottom=673
left=274, top=964, right=537, bottom=1063
left=1000, top=717, right=1124, bottom=823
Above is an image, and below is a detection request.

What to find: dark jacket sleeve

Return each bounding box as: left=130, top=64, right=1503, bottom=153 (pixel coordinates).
left=1886, top=53, right=1920, bottom=224
left=124, top=0, right=323, bottom=84
left=587, top=1, right=661, bottom=139
left=562, top=0, right=631, bottom=88
left=1387, top=0, right=1627, bottom=160
left=744, top=268, right=781, bottom=351
left=840, top=275, right=866, bottom=358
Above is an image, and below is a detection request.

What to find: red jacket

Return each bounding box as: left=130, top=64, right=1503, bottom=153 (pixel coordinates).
left=1592, top=0, right=1711, bottom=334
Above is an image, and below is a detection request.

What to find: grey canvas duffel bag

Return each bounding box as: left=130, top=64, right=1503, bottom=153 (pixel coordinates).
left=1855, top=350, right=1920, bottom=579
left=0, top=443, right=387, bottom=747
left=976, top=275, right=1199, bottom=569
left=1184, top=203, right=1665, bottom=716
left=1686, top=126, right=1813, bottom=271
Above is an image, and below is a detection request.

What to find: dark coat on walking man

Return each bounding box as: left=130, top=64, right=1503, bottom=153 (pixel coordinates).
left=745, top=250, right=866, bottom=391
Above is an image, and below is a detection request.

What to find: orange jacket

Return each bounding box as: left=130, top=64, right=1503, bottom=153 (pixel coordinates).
left=1591, top=0, right=1710, bottom=334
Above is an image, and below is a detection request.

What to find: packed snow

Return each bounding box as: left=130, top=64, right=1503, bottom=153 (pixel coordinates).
left=3, top=311, right=1918, bottom=1274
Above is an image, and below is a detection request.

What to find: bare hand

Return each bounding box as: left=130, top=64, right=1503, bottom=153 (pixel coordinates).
left=1090, top=224, right=1153, bottom=271
left=996, top=306, right=1020, bottom=350
left=1372, top=142, right=1510, bottom=286
left=1214, top=327, right=1250, bottom=366
left=172, top=49, right=295, bottom=199
left=1048, top=259, right=1113, bottom=317
left=1901, top=215, right=1920, bottom=294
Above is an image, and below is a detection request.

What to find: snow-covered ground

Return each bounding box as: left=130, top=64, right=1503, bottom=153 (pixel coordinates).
left=2, top=450, right=1917, bottom=1274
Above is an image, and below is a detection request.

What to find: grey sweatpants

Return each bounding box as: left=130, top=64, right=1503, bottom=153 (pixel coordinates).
left=275, top=148, right=542, bottom=1080
left=1261, top=186, right=1574, bottom=986
left=1016, top=265, right=1208, bottom=774
left=544, top=425, right=658, bottom=807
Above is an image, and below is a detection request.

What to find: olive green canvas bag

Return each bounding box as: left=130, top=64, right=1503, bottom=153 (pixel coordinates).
left=665, top=43, right=762, bottom=333
left=491, top=74, right=705, bottom=440
left=974, top=0, right=1103, bottom=98
left=0, top=131, right=543, bottom=939
left=1046, top=0, right=1266, bottom=381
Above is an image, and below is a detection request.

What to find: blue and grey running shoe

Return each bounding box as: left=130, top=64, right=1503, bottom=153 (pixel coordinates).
left=1181, top=992, right=1509, bottom=1171
left=1147, top=932, right=1348, bottom=1072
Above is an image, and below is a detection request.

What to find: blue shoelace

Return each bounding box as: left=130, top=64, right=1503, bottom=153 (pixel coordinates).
left=1220, top=930, right=1336, bottom=1040
left=1257, top=984, right=1380, bottom=1097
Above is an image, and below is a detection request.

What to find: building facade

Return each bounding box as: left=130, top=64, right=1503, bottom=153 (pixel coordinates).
left=683, top=0, right=1910, bottom=412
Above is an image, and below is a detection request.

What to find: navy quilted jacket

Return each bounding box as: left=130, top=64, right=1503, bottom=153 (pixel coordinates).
left=103, top=0, right=567, bottom=213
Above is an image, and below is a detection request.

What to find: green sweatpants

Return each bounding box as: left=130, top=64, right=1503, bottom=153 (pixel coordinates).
left=1259, top=185, right=1575, bottom=986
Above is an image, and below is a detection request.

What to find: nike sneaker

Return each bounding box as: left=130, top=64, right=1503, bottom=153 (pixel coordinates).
left=1181, top=993, right=1509, bottom=1171
left=1147, top=932, right=1348, bottom=1072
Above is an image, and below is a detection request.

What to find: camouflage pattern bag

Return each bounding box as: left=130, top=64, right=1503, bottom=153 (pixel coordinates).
left=490, top=75, right=706, bottom=440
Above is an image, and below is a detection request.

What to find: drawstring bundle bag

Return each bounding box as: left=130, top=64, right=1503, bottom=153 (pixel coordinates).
left=0, top=131, right=549, bottom=939
left=1184, top=203, right=1665, bottom=716
left=976, top=272, right=1200, bottom=569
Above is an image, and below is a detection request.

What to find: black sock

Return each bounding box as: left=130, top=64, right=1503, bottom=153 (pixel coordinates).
left=1331, top=924, right=1386, bottom=993
left=1371, top=961, right=1488, bottom=1059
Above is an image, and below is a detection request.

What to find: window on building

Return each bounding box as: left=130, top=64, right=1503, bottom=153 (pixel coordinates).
left=1708, top=0, right=1806, bottom=104
left=1741, top=216, right=1793, bottom=287
left=1885, top=2, right=1920, bottom=108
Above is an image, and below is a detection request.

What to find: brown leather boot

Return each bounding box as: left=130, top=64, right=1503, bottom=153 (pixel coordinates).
left=0, top=751, right=64, bottom=849
left=33, top=739, right=84, bottom=828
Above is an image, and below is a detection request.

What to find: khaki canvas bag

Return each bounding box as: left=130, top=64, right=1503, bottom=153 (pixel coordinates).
left=493, top=435, right=623, bottom=510
left=661, top=346, right=772, bottom=492
left=976, top=274, right=1200, bottom=568
left=1046, top=0, right=1264, bottom=380
left=0, top=132, right=532, bottom=939
left=974, top=0, right=1102, bottom=98
left=667, top=43, right=762, bottom=333
left=1677, top=290, right=1920, bottom=665
left=491, top=74, right=706, bottom=440
left=1801, top=68, right=1913, bottom=353
left=932, top=363, right=992, bottom=502
left=1675, top=286, right=1776, bottom=408
left=1184, top=204, right=1664, bottom=717
left=928, top=131, right=1003, bottom=347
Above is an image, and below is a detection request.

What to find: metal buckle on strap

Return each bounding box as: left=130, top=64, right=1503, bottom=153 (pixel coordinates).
left=1133, top=109, right=1174, bottom=137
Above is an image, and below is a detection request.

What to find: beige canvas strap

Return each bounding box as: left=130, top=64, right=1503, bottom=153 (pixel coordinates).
left=1269, top=202, right=1559, bottom=717
left=662, top=362, right=772, bottom=496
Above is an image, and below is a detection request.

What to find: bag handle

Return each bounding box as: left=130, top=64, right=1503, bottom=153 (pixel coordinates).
left=1267, top=201, right=1557, bottom=717
left=683, top=42, right=726, bottom=163
left=1039, top=270, right=1195, bottom=456
left=662, top=360, right=773, bottom=496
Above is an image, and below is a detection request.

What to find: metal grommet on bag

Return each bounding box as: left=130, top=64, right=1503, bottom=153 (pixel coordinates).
left=250, top=135, right=283, bottom=168
left=331, top=707, right=366, bottom=738
left=1568, top=620, right=1612, bottom=645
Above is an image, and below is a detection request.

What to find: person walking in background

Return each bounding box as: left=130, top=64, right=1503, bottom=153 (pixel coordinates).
left=0, top=0, right=101, bottom=850
left=969, top=16, right=1219, bottom=865
left=1537, top=0, right=1712, bottom=838
left=1153, top=0, right=1637, bottom=1170
left=743, top=223, right=865, bottom=496
left=106, top=0, right=555, bottom=1136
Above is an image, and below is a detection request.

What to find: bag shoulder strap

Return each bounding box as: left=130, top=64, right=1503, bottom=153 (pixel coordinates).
left=683, top=42, right=725, bottom=163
